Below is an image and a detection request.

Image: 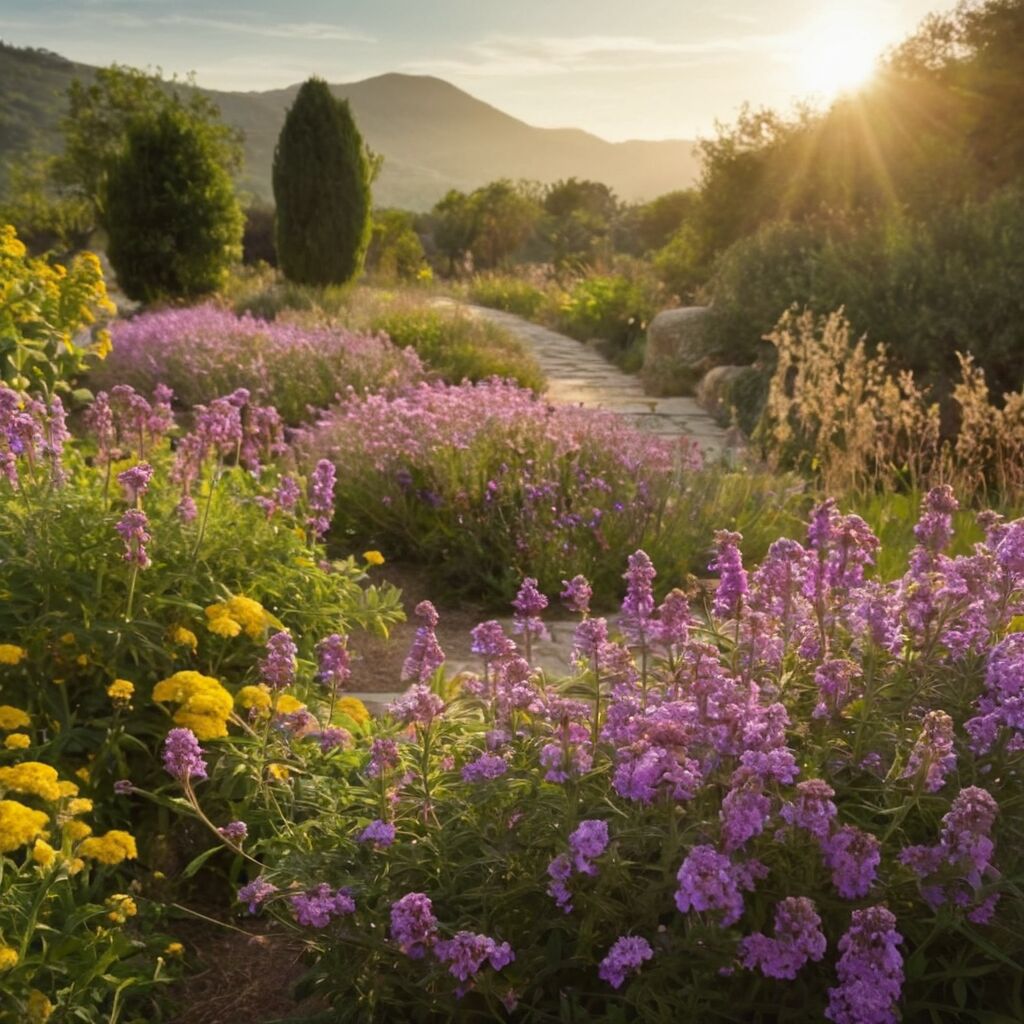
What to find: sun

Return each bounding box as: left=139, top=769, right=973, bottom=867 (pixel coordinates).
left=796, top=9, right=881, bottom=98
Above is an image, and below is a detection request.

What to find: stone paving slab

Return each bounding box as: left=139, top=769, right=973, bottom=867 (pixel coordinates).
left=432, top=299, right=737, bottom=460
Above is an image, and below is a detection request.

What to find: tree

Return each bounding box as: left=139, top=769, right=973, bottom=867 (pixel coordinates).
left=541, top=178, right=617, bottom=271
left=365, top=209, right=427, bottom=281
left=103, top=106, right=243, bottom=302
left=272, top=78, right=373, bottom=286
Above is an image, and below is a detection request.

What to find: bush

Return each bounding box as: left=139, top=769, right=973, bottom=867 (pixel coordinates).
left=241, top=201, right=277, bottom=266
left=299, top=379, right=802, bottom=603
left=0, top=223, right=115, bottom=395
left=468, top=273, right=551, bottom=319
left=366, top=209, right=428, bottom=283
left=273, top=78, right=372, bottom=287
left=176, top=488, right=1024, bottom=1022
left=103, top=106, right=244, bottom=303
left=91, top=304, right=424, bottom=424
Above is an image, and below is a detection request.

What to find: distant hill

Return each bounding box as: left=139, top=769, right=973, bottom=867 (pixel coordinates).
left=0, top=42, right=701, bottom=211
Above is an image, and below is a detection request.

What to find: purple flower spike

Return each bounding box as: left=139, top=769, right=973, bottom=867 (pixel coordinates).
left=598, top=935, right=653, bottom=989
left=359, top=819, right=397, bottom=847
left=261, top=630, right=297, bottom=690
left=237, top=877, right=278, bottom=914
left=389, top=893, right=438, bottom=959
left=162, top=727, right=208, bottom=782
left=826, top=906, right=903, bottom=1024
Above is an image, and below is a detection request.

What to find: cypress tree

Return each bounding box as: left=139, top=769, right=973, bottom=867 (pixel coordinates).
left=273, top=78, right=372, bottom=286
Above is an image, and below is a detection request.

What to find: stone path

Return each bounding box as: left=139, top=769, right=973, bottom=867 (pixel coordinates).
left=434, top=299, right=737, bottom=460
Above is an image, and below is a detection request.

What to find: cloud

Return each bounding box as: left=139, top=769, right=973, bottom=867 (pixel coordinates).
left=401, top=31, right=790, bottom=79
left=165, top=16, right=375, bottom=43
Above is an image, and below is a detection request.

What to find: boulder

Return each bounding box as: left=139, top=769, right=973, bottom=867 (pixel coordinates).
left=696, top=364, right=765, bottom=435
left=641, top=306, right=713, bottom=396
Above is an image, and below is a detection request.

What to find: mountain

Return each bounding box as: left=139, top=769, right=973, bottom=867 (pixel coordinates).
left=0, top=42, right=700, bottom=210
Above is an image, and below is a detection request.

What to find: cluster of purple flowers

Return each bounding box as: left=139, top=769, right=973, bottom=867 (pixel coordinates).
left=739, top=897, right=827, bottom=980
left=826, top=907, right=904, bottom=1024
left=260, top=629, right=297, bottom=690
left=358, top=819, right=397, bottom=847
left=547, top=819, right=610, bottom=913
left=290, top=884, right=356, bottom=928
left=598, top=936, right=653, bottom=989
left=400, top=601, right=446, bottom=685
left=162, top=727, right=207, bottom=782
left=315, top=633, right=351, bottom=693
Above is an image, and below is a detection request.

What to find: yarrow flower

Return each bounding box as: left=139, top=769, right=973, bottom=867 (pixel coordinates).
left=162, top=728, right=207, bottom=782
left=598, top=935, right=653, bottom=989
left=290, top=884, right=356, bottom=927
left=390, top=893, right=439, bottom=959
left=826, top=906, right=904, bottom=1024
left=739, top=897, right=827, bottom=980
left=358, top=819, right=397, bottom=847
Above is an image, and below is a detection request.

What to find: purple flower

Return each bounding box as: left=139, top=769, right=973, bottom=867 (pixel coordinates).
left=290, top=883, right=355, bottom=927
left=822, top=826, right=881, bottom=899
left=675, top=845, right=763, bottom=927
left=217, top=821, right=248, bottom=843
left=469, top=620, right=516, bottom=662
left=316, top=633, right=351, bottom=693
left=401, top=601, right=445, bottom=683
left=913, top=485, right=959, bottom=551
left=117, top=462, right=154, bottom=503
left=720, top=781, right=772, bottom=852
left=358, top=819, right=397, bottom=847
left=966, top=633, right=1024, bottom=754
left=389, top=893, right=439, bottom=958
left=275, top=474, right=300, bottom=510
left=547, top=853, right=574, bottom=912
left=613, top=745, right=702, bottom=804
left=711, top=530, right=748, bottom=619
left=940, top=786, right=998, bottom=880
left=561, top=574, right=592, bottom=616
left=461, top=752, right=509, bottom=783
left=162, top=728, right=207, bottom=782
left=813, top=660, right=861, bottom=719
left=780, top=780, right=837, bottom=840
left=260, top=630, right=297, bottom=690
left=318, top=726, right=352, bottom=752
left=598, top=935, right=653, bottom=989
left=115, top=508, right=151, bottom=568
left=389, top=683, right=445, bottom=727
left=652, top=588, right=692, bottom=650
left=739, top=897, right=827, bottom=980
left=434, top=931, right=514, bottom=983
left=826, top=906, right=903, bottom=1024
left=512, top=577, right=548, bottom=644
left=902, top=710, right=957, bottom=792
left=367, top=738, right=400, bottom=778
left=238, top=877, right=278, bottom=914
left=620, top=550, right=656, bottom=643
left=113, top=779, right=134, bottom=795
left=307, top=459, right=336, bottom=538
left=569, top=819, right=610, bottom=875
left=176, top=495, right=198, bottom=522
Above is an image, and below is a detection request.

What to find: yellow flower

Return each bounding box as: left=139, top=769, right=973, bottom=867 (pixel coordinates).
left=0, top=762, right=62, bottom=801
left=32, top=838, right=57, bottom=868
left=75, top=653, right=89, bottom=667
left=74, top=766, right=90, bottom=784
left=170, top=626, right=198, bottom=651
left=107, top=679, right=135, bottom=703
left=236, top=685, right=271, bottom=711
left=165, top=941, right=185, bottom=957
left=58, top=780, right=79, bottom=797
left=336, top=697, right=370, bottom=727
left=206, top=613, right=242, bottom=638
left=67, top=798, right=93, bottom=816
left=274, top=694, right=304, bottom=715
left=63, top=819, right=92, bottom=841
left=59, top=632, right=76, bottom=645
left=267, top=763, right=290, bottom=781
left=0, top=705, right=30, bottom=731
left=27, top=989, right=53, bottom=1023
left=66, top=857, right=85, bottom=876
left=0, top=799, right=49, bottom=853
left=153, top=671, right=233, bottom=740
left=4, top=733, right=30, bottom=750
left=106, top=893, right=138, bottom=923
left=204, top=596, right=271, bottom=640
left=0, top=944, right=17, bottom=971
left=363, top=550, right=385, bottom=566
left=0, top=644, right=26, bottom=666
left=78, top=829, right=137, bottom=865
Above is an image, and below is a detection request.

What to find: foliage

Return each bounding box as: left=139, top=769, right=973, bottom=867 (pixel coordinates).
left=0, top=223, right=114, bottom=396
left=273, top=78, right=373, bottom=287
left=300, top=378, right=802, bottom=603
left=241, top=200, right=277, bottom=267
left=103, top=106, right=244, bottom=302
left=90, top=304, right=424, bottom=425
left=178, top=490, right=1024, bottom=1021
left=466, top=273, right=551, bottom=320
left=540, top=178, right=618, bottom=272
left=366, top=209, right=428, bottom=283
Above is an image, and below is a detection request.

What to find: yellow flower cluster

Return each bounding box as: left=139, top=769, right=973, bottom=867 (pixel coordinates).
left=235, top=684, right=272, bottom=711
left=337, top=696, right=370, bottom=727
left=0, top=762, right=62, bottom=801
left=205, top=596, right=272, bottom=640
left=5, top=734, right=30, bottom=750
left=27, top=989, right=53, bottom=1023
left=153, top=671, right=233, bottom=739
left=0, top=644, right=26, bottom=666
left=170, top=626, right=198, bottom=651
left=106, top=678, right=135, bottom=706
left=0, top=798, right=48, bottom=853
left=164, top=941, right=185, bottom=957
left=0, top=944, right=17, bottom=971
left=106, top=893, right=138, bottom=923
left=0, top=705, right=30, bottom=730
left=32, top=838, right=56, bottom=868
left=363, top=550, right=385, bottom=566
left=78, top=830, right=137, bottom=865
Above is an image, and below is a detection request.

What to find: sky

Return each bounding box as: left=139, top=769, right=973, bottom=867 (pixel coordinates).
left=1, top=0, right=945, bottom=140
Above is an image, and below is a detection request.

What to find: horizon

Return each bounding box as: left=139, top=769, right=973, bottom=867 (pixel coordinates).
left=1, top=0, right=942, bottom=142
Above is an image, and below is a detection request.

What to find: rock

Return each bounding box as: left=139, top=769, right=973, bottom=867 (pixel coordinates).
left=641, top=306, right=713, bottom=396
left=695, top=364, right=765, bottom=436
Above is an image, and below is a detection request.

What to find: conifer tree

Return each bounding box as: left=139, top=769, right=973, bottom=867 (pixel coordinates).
left=273, top=78, right=372, bottom=285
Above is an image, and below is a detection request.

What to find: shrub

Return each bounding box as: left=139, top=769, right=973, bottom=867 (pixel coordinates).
left=0, top=224, right=114, bottom=395
left=175, top=489, right=1024, bottom=1022
left=241, top=201, right=277, bottom=266
left=273, top=78, right=372, bottom=287
left=299, top=379, right=802, bottom=603
left=468, top=273, right=551, bottom=319
left=366, top=209, right=428, bottom=283
left=91, top=304, right=424, bottom=424
left=103, top=106, right=244, bottom=303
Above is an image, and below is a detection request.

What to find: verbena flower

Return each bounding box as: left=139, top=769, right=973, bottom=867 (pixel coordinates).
left=711, top=530, right=748, bottom=619
left=461, top=752, right=509, bottom=782
left=260, top=630, right=297, bottom=691
left=511, top=577, right=548, bottom=644
left=162, top=728, right=207, bottom=782
left=316, top=633, right=351, bottom=693
left=598, top=935, right=653, bottom=989
left=117, top=462, right=153, bottom=503
left=389, top=684, right=445, bottom=727
left=217, top=821, right=248, bottom=843
left=390, top=893, right=438, bottom=958
left=358, top=819, right=396, bottom=847
left=402, top=601, right=445, bottom=683
left=620, top=550, right=656, bottom=643
left=238, top=877, right=278, bottom=914
left=290, top=884, right=355, bottom=927
left=780, top=780, right=837, bottom=839
left=675, top=846, right=764, bottom=927
left=569, top=819, right=610, bottom=874
left=367, top=738, right=400, bottom=778
left=825, top=906, right=903, bottom=1024
left=739, top=897, right=827, bottom=980
left=115, top=509, right=151, bottom=568
left=434, top=931, right=514, bottom=983
left=821, top=826, right=881, bottom=900
left=307, top=458, right=336, bottom=538
left=902, top=710, right=957, bottom=792
left=561, top=574, right=592, bottom=616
